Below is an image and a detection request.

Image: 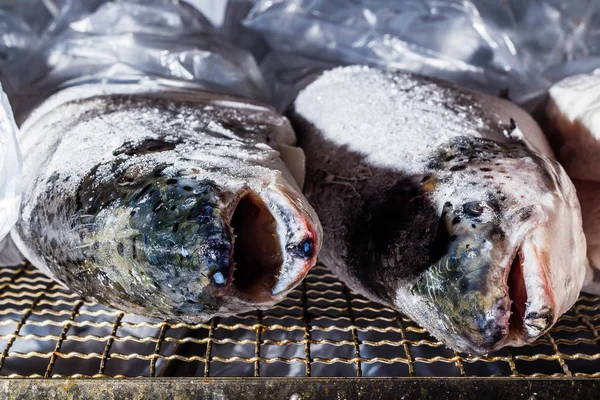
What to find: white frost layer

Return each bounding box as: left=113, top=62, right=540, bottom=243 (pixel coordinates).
left=548, top=69, right=600, bottom=140
left=295, top=66, right=555, bottom=216
left=0, top=84, right=22, bottom=244
left=294, top=65, right=550, bottom=175
left=17, top=83, right=298, bottom=228
left=295, top=66, right=484, bottom=173
left=546, top=70, right=600, bottom=183
left=20, top=80, right=279, bottom=136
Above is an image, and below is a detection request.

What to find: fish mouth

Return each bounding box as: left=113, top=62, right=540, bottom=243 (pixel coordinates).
left=226, top=188, right=318, bottom=304
left=506, top=245, right=528, bottom=341
left=495, top=234, right=556, bottom=351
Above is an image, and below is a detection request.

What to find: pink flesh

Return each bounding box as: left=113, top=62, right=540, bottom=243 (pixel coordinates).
left=508, top=249, right=527, bottom=337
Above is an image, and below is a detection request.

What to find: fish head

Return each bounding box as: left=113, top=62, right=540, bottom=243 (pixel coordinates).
left=407, top=137, right=586, bottom=354
left=76, top=139, right=321, bottom=321
left=118, top=167, right=320, bottom=319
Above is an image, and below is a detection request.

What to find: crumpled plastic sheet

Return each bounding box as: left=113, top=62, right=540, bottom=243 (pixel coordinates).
left=0, top=0, right=269, bottom=118
left=244, top=0, right=600, bottom=111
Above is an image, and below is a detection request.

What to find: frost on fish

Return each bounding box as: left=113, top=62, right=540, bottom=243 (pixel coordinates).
left=0, top=83, right=21, bottom=245
left=290, top=66, right=586, bottom=354
left=545, top=71, right=600, bottom=287
left=12, top=84, right=322, bottom=322
left=545, top=70, right=600, bottom=182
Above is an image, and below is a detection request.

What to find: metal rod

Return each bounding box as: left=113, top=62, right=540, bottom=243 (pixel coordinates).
left=342, top=286, right=362, bottom=377
left=545, top=331, right=572, bottom=376
left=98, top=312, right=125, bottom=375
left=254, top=311, right=263, bottom=377
left=453, top=350, right=466, bottom=377
left=395, top=313, right=415, bottom=377
left=150, top=322, right=170, bottom=377
left=44, top=299, right=84, bottom=377
left=203, top=317, right=217, bottom=377
left=505, top=350, right=520, bottom=377
left=301, top=280, right=312, bottom=377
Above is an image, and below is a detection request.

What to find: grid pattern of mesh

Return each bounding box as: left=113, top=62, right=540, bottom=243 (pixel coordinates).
left=0, top=262, right=598, bottom=378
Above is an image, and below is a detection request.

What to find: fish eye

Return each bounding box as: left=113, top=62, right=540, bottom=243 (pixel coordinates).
left=463, top=201, right=495, bottom=217
left=288, top=238, right=315, bottom=259
left=299, top=238, right=314, bottom=258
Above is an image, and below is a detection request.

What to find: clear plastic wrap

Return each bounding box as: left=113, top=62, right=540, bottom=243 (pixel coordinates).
left=244, top=0, right=600, bottom=111
left=0, top=0, right=269, bottom=119
left=0, top=0, right=271, bottom=267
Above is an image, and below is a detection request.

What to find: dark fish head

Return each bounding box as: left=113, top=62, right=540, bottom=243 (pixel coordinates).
left=406, top=137, right=587, bottom=354
left=15, top=92, right=323, bottom=323
left=124, top=176, right=320, bottom=317
left=74, top=154, right=321, bottom=321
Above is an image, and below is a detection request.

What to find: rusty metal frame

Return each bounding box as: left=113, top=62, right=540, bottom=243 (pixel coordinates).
left=0, top=261, right=598, bottom=386
left=1, top=377, right=599, bottom=399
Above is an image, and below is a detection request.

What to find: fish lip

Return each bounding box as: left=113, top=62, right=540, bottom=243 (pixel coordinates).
left=206, top=187, right=250, bottom=298
left=271, top=214, right=320, bottom=297
left=487, top=227, right=555, bottom=353
left=219, top=184, right=320, bottom=304
left=452, top=241, right=526, bottom=355
left=266, top=184, right=321, bottom=298
left=450, top=215, right=557, bottom=355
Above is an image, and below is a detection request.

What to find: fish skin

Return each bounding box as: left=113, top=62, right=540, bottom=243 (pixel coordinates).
left=289, top=66, right=587, bottom=354
left=11, top=84, right=322, bottom=322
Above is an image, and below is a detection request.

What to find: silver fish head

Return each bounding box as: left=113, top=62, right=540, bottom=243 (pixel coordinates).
left=406, top=137, right=587, bottom=354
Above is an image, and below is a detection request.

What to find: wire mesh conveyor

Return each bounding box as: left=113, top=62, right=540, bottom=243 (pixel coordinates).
left=0, top=262, right=599, bottom=398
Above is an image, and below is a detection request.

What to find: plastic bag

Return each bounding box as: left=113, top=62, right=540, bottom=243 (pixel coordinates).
left=0, top=83, right=21, bottom=246
left=0, top=0, right=271, bottom=269
left=1, top=0, right=269, bottom=119
left=244, top=0, right=600, bottom=110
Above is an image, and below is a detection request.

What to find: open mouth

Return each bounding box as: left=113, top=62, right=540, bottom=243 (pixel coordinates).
left=229, top=192, right=284, bottom=302
left=217, top=187, right=319, bottom=306
left=502, top=237, right=555, bottom=347
left=507, top=246, right=527, bottom=338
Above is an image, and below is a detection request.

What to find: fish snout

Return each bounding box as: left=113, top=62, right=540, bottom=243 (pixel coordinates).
left=224, top=183, right=321, bottom=304
left=411, top=210, right=557, bottom=354
left=459, top=236, right=557, bottom=354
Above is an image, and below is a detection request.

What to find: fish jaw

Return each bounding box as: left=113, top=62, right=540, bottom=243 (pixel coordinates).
left=264, top=181, right=322, bottom=297
left=400, top=190, right=586, bottom=355
left=501, top=232, right=556, bottom=348
left=224, top=179, right=321, bottom=306
left=501, top=186, right=587, bottom=349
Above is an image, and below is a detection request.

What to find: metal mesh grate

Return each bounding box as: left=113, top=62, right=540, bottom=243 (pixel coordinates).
left=0, top=262, right=598, bottom=378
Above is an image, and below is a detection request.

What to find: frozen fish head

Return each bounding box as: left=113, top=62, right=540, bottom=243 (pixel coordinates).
left=402, top=137, right=585, bottom=354
left=13, top=86, right=321, bottom=321
left=290, top=66, right=586, bottom=354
